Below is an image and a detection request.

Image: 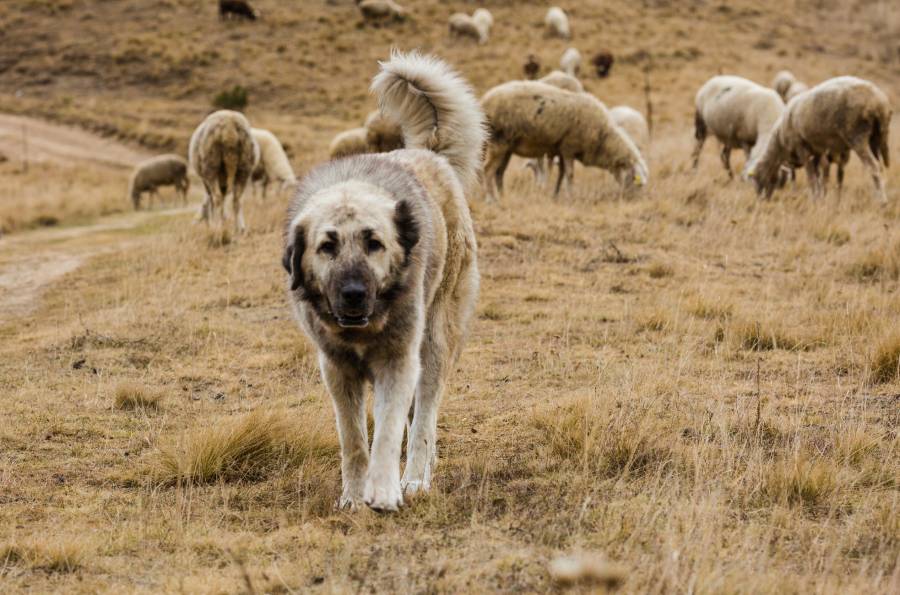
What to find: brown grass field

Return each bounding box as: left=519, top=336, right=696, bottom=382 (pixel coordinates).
left=1, top=0, right=899, bottom=592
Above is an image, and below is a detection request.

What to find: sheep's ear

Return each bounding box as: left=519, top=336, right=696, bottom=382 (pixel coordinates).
left=393, top=200, right=419, bottom=262
left=283, top=226, right=306, bottom=291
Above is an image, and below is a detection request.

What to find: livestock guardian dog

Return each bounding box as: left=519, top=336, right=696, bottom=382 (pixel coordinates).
left=282, top=52, right=485, bottom=512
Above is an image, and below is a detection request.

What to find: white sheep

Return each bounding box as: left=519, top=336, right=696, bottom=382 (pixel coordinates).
left=539, top=70, right=584, bottom=93
left=691, top=75, right=785, bottom=179
left=358, top=0, right=406, bottom=23
left=128, top=154, right=190, bottom=210
left=189, top=110, right=259, bottom=234
left=329, top=127, right=370, bottom=160
left=747, top=76, right=891, bottom=203
left=250, top=128, right=296, bottom=199
left=545, top=6, right=571, bottom=39
left=482, top=80, right=649, bottom=201
left=560, top=47, right=582, bottom=77
left=771, top=70, right=809, bottom=102
left=609, top=106, right=650, bottom=150
left=449, top=9, right=493, bottom=44
left=472, top=8, right=493, bottom=38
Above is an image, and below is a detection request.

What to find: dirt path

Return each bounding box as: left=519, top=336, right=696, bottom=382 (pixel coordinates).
left=0, top=113, right=149, bottom=170
left=0, top=114, right=189, bottom=322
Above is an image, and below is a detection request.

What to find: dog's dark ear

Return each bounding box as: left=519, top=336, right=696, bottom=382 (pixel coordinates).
left=283, top=226, right=306, bottom=291
left=394, top=200, right=419, bottom=261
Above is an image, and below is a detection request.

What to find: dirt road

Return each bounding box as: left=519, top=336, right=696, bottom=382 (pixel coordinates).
left=0, top=115, right=189, bottom=321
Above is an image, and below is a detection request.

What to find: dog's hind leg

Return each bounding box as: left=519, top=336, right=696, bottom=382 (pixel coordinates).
left=367, top=349, right=421, bottom=512
left=320, top=353, right=369, bottom=511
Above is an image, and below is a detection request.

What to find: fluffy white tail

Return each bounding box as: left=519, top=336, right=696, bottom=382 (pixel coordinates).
left=371, top=50, right=486, bottom=192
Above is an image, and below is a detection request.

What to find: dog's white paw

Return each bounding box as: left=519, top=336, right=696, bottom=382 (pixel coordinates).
left=363, top=475, right=403, bottom=512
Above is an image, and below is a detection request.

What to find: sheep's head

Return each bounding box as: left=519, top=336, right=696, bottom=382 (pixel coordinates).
left=591, top=51, right=614, bottom=78
left=524, top=55, right=540, bottom=80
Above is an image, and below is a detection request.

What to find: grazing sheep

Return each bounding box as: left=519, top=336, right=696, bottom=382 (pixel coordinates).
left=545, top=6, right=571, bottom=39
left=189, top=110, right=259, bottom=234
left=329, top=127, right=370, bottom=160
left=523, top=54, right=541, bottom=80
left=449, top=13, right=482, bottom=42
left=747, top=76, right=891, bottom=203
left=540, top=70, right=583, bottom=93
left=591, top=50, right=614, bottom=78
left=560, top=47, right=582, bottom=77
left=250, top=128, right=296, bottom=199
left=358, top=0, right=406, bottom=23
left=609, top=106, right=650, bottom=150
left=219, top=0, right=258, bottom=21
left=691, top=75, right=785, bottom=179
left=128, top=154, right=189, bottom=210
left=363, top=110, right=404, bottom=153
left=482, top=81, right=649, bottom=200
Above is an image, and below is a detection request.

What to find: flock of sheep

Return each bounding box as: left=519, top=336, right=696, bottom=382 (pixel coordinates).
left=125, top=4, right=892, bottom=233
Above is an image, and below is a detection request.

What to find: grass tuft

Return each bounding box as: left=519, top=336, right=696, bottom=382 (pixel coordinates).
left=869, top=331, right=900, bottom=384
left=150, top=410, right=338, bottom=485
left=763, top=454, right=836, bottom=511
left=0, top=541, right=85, bottom=574
left=114, top=381, right=162, bottom=411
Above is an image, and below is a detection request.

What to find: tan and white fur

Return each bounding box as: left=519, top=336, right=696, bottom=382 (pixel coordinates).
left=282, top=51, right=484, bottom=512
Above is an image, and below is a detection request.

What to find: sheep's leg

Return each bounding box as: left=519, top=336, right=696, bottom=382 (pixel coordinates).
left=232, top=181, right=248, bottom=234
left=691, top=127, right=706, bottom=170
left=851, top=139, right=887, bottom=204
left=553, top=155, right=566, bottom=197
left=720, top=146, right=733, bottom=180
left=482, top=149, right=502, bottom=202
left=836, top=157, right=846, bottom=200
left=804, top=156, right=823, bottom=200
left=494, top=151, right=512, bottom=198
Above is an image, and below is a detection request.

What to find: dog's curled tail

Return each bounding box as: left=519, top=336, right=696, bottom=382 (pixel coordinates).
left=371, top=50, right=486, bottom=191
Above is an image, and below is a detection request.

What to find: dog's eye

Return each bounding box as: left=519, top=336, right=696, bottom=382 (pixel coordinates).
left=367, top=239, right=384, bottom=253
left=317, top=241, right=337, bottom=256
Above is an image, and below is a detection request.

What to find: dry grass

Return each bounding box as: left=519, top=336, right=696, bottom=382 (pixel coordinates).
left=869, top=330, right=900, bottom=384
left=114, top=381, right=163, bottom=411
left=1, top=0, right=899, bottom=592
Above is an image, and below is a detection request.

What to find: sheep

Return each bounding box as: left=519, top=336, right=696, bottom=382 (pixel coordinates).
left=472, top=8, right=494, bottom=39
left=128, top=154, right=189, bottom=210
left=746, top=76, right=891, bottom=203
left=449, top=13, right=482, bottom=42
left=539, top=70, right=584, bottom=93
left=523, top=54, right=541, bottom=80
left=691, top=75, right=785, bottom=179
left=609, top=106, right=650, bottom=150
left=189, top=110, right=259, bottom=234
left=523, top=72, right=585, bottom=184
left=358, top=0, right=406, bottom=24
left=363, top=110, right=403, bottom=153
left=591, top=50, right=614, bottom=78
left=545, top=6, right=571, bottom=39
left=219, top=0, right=258, bottom=21
left=771, top=70, right=809, bottom=102
left=329, top=127, right=370, bottom=160
left=482, top=80, right=649, bottom=201
left=560, top=47, right=582, bottom=77
left=250, top=128, right=296, bottom=200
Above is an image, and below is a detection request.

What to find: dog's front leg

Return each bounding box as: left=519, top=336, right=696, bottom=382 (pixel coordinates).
left=366, top=352, right=421, bottom=512
left=319, top=353, right=368, bottom=511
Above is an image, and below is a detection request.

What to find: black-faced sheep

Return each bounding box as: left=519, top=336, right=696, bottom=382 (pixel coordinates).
left=189, top=110, right=259, bottom=234
left=691, top=75, right=785, bottom=179
left=482, top=81, right=649, bottom=201
left=747, top=76, right=891, bottom=203
left=545, top=7, right=571, bottom=39
left=219, top=0, right=258, bottom=21
left=523, top=55, right=541, bottom=80
left=591, top=51, right=614, bottom=78
left=250, top=128, right=296, bottom=200
left=128, top=154, right=189, bottom=210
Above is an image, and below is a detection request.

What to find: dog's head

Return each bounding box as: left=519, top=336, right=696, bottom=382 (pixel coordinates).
left=283, top=180, right=419, bottom=331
